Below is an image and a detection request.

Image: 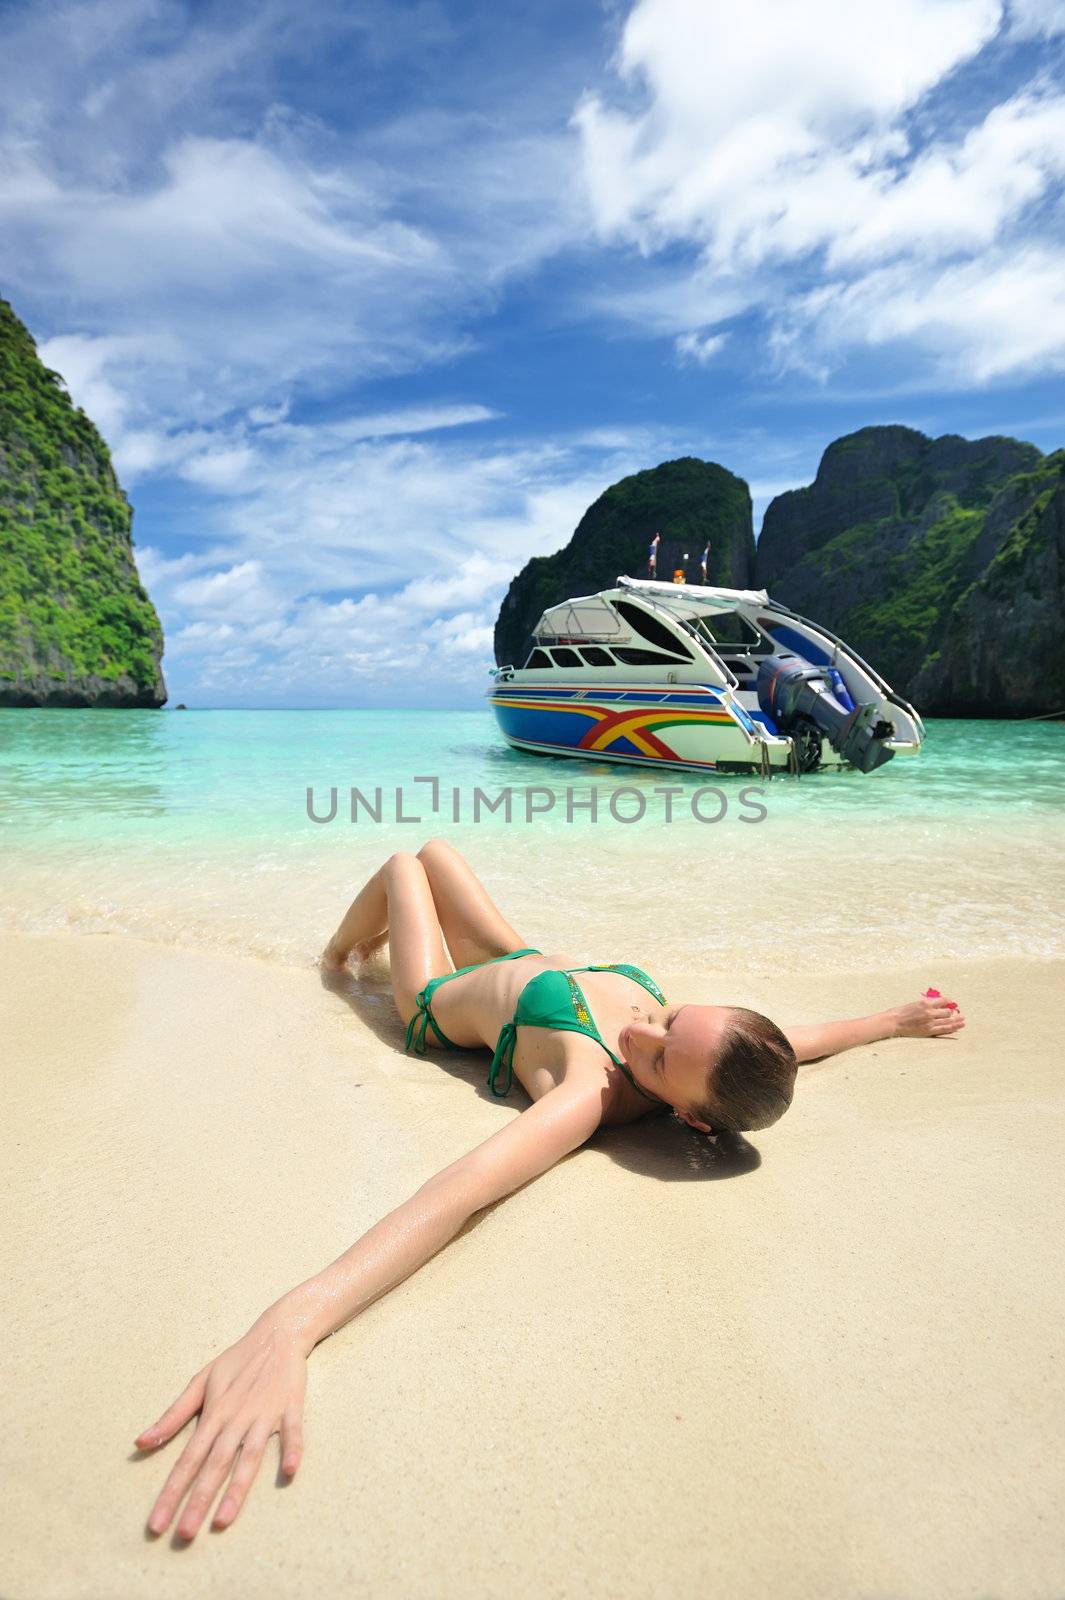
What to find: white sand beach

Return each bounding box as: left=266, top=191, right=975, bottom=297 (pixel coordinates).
left=3, top=929, right=1063, bottom=1599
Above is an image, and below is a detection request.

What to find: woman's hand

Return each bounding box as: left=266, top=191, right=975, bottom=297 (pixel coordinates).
left=135, top=1307, right=310, bottom=1538
left=890, top=992, right=966, bottom=1038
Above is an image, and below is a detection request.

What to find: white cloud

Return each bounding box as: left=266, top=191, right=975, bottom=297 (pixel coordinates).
left=133, top=546, right=221, bottom=588
left=400, top=552, right=516, bottom=612
left=171, top=560, right=282, bottom=617
left=575, top=0, right=1065, bottom=384
left=247, top=400, right=290, bottom=427
left=825, top=91, right=1065, bottom=268
left=319, top=404, right=502, bottom=442
left=178, top=445, right=258, bottom=492
left=1008, top=0, right=1065, bottom=36
left=777, top=247, right=1065, bottom=383
left=5, top=132, right=459, bottom=419
left=674, top=330, right=728, bottom=366
left=576, top=0, right=1005, bottom=250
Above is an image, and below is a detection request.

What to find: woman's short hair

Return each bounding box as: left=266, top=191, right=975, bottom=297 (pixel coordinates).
left=697, top=1007, right=798, bottom=1132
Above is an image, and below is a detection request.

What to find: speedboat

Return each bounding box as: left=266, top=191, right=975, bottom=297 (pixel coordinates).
left=488, top=576, right=924, bottom=775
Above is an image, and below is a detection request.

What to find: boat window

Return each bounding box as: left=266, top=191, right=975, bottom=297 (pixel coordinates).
left=524, top=648, right=552, bottom=669
left=578, top=646, right=613, bottom=666
left=550, top=647, right=581, bottom=666
left=613, top=646, right=685, bottom=666
left=614, top=600, right=693, bottom=658
left=692, top=613, right=767, bottom=650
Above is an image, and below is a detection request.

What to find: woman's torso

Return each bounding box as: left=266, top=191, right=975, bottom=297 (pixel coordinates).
left=428, top=951, right=669, bottom=1126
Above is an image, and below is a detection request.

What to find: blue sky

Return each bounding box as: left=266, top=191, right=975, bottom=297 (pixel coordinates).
left=2, top=0, right=1064, bottom=706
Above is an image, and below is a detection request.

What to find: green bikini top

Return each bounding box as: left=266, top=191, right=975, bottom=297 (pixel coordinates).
left=489, top=963, right=670, bottom=1106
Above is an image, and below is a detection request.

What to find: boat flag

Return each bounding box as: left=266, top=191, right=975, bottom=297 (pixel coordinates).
left=648, top=532, right=660, bottom=577
left=700, top=542, right=710, bottom=582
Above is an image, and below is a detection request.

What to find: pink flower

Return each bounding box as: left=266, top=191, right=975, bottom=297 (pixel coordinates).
left=923, top=987, right=941, bottom=999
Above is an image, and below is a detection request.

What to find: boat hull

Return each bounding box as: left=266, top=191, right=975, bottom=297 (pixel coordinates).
left=487, top=683, right=792, bottom=772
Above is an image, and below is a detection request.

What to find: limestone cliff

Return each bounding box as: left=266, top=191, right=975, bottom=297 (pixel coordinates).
left=493, top=456, right=755, bottom=667
left=0, top=298, right=166, bottom=707
left=757, top=426, right=1064, bottom=716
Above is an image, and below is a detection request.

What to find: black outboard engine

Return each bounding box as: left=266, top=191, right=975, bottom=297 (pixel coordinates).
left=756, top=656, right=897, bottom=773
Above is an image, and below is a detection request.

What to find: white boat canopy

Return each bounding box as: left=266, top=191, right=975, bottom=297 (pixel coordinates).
left=534, top=576, right=774, bottom=642
left=616, top=576, right=771, bottom=609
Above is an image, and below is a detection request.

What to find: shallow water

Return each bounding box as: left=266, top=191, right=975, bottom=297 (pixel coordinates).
left=2, top=708, right=1063, bottom=978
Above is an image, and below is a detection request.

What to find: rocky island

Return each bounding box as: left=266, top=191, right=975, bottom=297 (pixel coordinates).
left=759, top=426, right=1065, bottom=718
left=0, top=298, right=166, bottom=707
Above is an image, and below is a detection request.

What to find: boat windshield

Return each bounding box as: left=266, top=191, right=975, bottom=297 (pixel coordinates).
left=687, top=613, right=768, bottom=651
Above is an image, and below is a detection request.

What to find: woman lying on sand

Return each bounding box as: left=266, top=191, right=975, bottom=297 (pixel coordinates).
left=135, top=837, right=965, bottom=1539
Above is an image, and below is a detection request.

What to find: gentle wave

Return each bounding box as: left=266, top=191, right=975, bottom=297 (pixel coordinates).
left=2, top=709, right=1064, bottom=975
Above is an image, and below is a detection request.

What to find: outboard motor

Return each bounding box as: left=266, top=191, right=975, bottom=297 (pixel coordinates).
left=756, top=656, right=897, bottom=773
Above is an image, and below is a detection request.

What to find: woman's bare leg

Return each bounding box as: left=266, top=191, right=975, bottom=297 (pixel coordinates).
left=321, top=853, right=452, bottom=1030
left=321, top=863, right=389, bottom=968
left=415, top=837, right=529, bottom=968
left=329, top=838, right=527, bottom=969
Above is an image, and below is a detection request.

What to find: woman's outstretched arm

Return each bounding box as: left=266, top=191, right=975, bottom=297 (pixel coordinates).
left=783, top=991, right=965, bottom=1064
left=135, top=1082, right=605, bottom=1540
left=284, top=1081, right=605, bottom=1346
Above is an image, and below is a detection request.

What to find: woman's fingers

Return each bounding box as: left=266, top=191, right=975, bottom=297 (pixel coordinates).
left=147, top=1418, right=222, bottom=1535
left=280, top=1406, right=304, bottom=1477
left=173, top=1429, right=245, bottom=1540
left=140, top=1325, right=310, bottom=1536
left=927, top=996, right=964, bottom=1033
left=136, top=1368, right=208, bottom=1449
left=211, top=1426, right=272, bottom=1529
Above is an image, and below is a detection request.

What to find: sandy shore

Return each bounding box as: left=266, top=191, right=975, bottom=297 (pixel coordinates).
left=2, top=930, right=1063, bottom=1599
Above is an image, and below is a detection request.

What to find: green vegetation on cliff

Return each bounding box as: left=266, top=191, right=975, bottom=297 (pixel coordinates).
left=758, top=426, right=1065, bottom=716
left=0, top=298, right=166, bottom=706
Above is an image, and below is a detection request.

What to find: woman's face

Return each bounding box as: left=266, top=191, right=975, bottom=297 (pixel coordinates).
left=618, top=1003, right=730, bottom=1130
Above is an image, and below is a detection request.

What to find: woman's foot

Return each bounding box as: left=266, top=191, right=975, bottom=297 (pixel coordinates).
left=319, top=930, right=388, bottom=972
left=319, top=939, right=350, bottom=973
left=890, top=994, right=966, bottom=1038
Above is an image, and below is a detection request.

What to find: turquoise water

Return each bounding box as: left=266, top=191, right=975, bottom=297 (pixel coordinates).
left=2, top=708, right=1063, bottom=975
left=1, top=708, right=1063, bottom=835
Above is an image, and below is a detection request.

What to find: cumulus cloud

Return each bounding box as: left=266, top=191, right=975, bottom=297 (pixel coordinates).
left=575, top=0, right=1065, bottom=383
